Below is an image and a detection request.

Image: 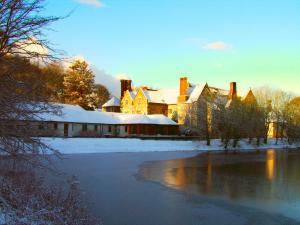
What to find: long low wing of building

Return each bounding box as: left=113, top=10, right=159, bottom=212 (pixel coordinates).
left=30, top=104, right=179, bottom=137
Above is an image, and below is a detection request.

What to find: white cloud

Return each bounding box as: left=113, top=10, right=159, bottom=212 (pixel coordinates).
left=92, top=66, right=121, bottom=97
left=76, top=0, right=104, bottom=8
left=203, top=41, right=231, bottom=51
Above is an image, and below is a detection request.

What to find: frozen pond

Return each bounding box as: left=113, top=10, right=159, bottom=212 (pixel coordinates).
left=139, top=149, right=300, bottom=222
left=54, top=149, right=300, bottom=225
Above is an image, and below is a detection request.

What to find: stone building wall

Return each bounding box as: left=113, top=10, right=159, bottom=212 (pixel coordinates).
left=148, top=103, right=168, bottom=116
left=167, top=104, right=178, bottom=119
left=132, top=90, right=148, bottom=114
left=121, top=91, right=134, bottom=113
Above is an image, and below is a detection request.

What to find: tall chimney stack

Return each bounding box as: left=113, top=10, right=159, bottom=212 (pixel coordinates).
left=178, top=77, right=189, bottom=103
left=228, top=82, right=237, bottom=99
left=180, top=77, right=188, bottom=96
left=120, top=79, right=132, bottom=99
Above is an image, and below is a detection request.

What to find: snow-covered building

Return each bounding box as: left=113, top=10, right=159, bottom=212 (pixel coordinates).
left=102, top=77, right=257, bottom=129
left=102, top=96, right=120, bottom=112
left=31, top=104, right=178, bottom=137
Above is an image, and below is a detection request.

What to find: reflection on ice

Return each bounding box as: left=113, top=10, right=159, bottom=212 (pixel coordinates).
left=139, top=149, right=300, bottom=220
left=266, top=149, right=276, bottom=181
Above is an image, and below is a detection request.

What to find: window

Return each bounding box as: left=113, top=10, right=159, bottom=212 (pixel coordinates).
left=54, top=123, right=58, bottom=130
left=38, top=124, right=44, bottom=130
left=125, top=126, right=128, bottom=132
left=94, top=125, right=98, bottom=132
left=108, top=126, right=112, bottom=132
left=82, top=124, right=87, bottom=132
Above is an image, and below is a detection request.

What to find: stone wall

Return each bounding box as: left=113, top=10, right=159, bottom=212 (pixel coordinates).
left=121, top=91, right=134, bottom=113
left=132, top=90, right=148, bottom=114
left=148, top=103, right=168, bottom=116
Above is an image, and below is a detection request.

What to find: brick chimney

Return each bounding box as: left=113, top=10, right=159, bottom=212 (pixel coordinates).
left=120, top=79, right=132, bottom=99
left=178, top=77, right=189, bottom=103
left=228, top=82, right=237, bottom=99
left=180, top=77, right=188, bottom=96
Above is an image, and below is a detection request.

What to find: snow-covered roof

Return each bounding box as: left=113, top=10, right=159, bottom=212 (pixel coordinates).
left=115, top=113, right=177, bottom=125
left=102, top=97, right=120, bottom=107
left=186, top=84, right=207, bottom=103
left=157, top=88, right=179, bottom=104
left=138, top=88, right=179, bottom=105
left=38, top=104, right=177, bottom=125
left=225, top=99, right=232, bottom=108
left=142, top=89, right=165, bottom=104
left=209, top=86, right=229, bottom=96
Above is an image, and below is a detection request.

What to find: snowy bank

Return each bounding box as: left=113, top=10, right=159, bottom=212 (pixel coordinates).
left=42, top=138, right=300, bottom=154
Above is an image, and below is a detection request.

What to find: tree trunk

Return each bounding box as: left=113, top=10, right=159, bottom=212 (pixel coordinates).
left=224, top=139, right=229, bottom=149
left=256, top=137, right=260, bottom=146
left=264, top=135, right=268, bottom=144
left=233, top=139, right=238, bottom=148
left=276, top=118, right=279, bottom=145
left=206, top=138, right=210, bottom=146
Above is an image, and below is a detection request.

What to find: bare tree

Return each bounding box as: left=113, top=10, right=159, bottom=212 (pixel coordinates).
left=271, top=90, right=293, bottom=144
left=0, top=0, right=60, bottom=60
left=285, top=97, right=300, bottom=144
left=183, top=85, right=214, bottom=145
left=0, top=1, right=99, bottom=223
left=254, top=86, right=294, bottom=144
left=196, top=89, right=214, bottom=146
left=0, top=0, right=62, bottom=163
left=253, top=86, right=274, bottom=144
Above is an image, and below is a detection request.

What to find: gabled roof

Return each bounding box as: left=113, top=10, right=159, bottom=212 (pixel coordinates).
left=225, top=89, right=258, bottom=108
left=102, top=97, right=120, bottom=107
left=186, top=84, right=207, bottom=103
left=242, top=90, right=258, bottom=105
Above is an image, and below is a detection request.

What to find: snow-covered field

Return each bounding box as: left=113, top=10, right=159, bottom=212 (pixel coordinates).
left=42, top=138, right=300, bottom=154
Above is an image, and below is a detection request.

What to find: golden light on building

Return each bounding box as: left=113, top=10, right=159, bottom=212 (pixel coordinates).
left=266, top=149, right=276, bottom=181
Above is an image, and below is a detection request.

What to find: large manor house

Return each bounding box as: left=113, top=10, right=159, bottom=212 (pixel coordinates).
left=102, top=77, right=257, bottom=133
left=28, top=76, right=278, bottom=138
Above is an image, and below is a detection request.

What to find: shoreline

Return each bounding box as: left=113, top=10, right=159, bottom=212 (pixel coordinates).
left=43, top=137, right=300, bottom=154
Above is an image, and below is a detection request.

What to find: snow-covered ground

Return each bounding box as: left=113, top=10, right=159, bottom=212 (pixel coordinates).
left=0, top=212, right=4, bottom=225
left=42, top=138, right=300, bottom=154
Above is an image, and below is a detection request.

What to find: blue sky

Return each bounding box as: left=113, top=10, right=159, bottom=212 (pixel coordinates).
left=45, top=0, right=300, bottom=94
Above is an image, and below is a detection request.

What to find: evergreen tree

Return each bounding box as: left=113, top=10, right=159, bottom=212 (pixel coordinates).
left=63, top=60, right=98, bottom=109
